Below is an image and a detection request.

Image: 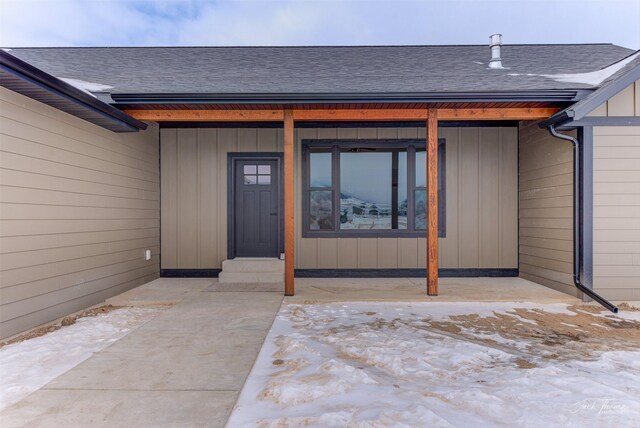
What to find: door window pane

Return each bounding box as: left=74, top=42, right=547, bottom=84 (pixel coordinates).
left=258, top=165, right=271, bottom=174
left=310, top=152, right=332, bottom=188
left=244, top=165, right=257, bottom=174
left=244, top=175, right=257, bottom=185
left=415, top=151, right=426, bottom=187
left=257, top=175, right=271, bottom=185
left=309, top=190, right=333, bottom=230
left=340, top=152, right=392, bottom=230
left=415, top=190, right=427, bottom=230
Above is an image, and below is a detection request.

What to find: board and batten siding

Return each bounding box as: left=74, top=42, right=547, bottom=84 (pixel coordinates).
left=518, top=121, right=578, bottom=297
left=160, top=128, right=284, bottom=268
left=0, top=87, right=160, bottom=339
left=161, top=126, right=518, bottom=270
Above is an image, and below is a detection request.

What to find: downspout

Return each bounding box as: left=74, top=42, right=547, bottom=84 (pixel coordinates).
left=547, top=125, right=619, bottom=313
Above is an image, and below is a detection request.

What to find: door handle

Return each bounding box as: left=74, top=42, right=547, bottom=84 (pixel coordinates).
left=270, top=212, right=278, bottom=216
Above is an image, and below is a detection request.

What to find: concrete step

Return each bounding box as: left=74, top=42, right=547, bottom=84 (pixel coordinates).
left=218, top=271, right=284, bottom=284
left=221, top=258, right=284, bottom=273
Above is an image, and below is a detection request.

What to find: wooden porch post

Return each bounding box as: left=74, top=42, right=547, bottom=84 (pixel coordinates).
left=427, top=109, right=439, bottom=295
left=284, top=110, right=295, bottom=296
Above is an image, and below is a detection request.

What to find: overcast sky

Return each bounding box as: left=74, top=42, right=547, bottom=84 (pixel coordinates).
left=1, top=0, right=639, bottom=49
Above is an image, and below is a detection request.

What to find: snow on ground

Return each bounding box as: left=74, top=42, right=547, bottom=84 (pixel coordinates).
left=0, top=306, right=164, bottom=411
left=229, top=302, right=640, bottom=427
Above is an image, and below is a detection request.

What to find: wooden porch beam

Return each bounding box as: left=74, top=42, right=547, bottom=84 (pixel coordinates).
left=294, top=107, right=557, bottom=121
left=438, top=107, right=558, bottom=121
left=426, top=109, right=439, bottom=296
left=124, top=107, right=558, bottom=122
left=292, top=109, right=429, bottom=121
left=284, top=110, right=295, bottom=296
left=122, top=109, right=285, bottom=122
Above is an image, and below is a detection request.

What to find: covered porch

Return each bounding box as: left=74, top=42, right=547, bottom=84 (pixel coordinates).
left=125, top=105, right=560, bottom=297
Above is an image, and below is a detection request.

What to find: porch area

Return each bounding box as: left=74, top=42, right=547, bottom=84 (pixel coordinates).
left=285, top=277, right=581, bottom=304
left=148, top=106, right=577, bottom=301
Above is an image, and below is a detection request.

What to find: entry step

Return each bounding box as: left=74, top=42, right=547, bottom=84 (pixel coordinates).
left=218, top=258, right=284, bottom=284
left=222, top=258, right=284, bottom=273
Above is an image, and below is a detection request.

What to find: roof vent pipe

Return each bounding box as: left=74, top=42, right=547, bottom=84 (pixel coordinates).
left=489, top=34, right=503, bottom=69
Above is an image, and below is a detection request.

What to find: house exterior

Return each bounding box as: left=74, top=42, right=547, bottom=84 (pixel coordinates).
left=1, top=39, right=639, bottom=339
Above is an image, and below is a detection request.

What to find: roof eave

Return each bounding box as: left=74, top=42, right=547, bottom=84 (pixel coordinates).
left=538, top=109, right=573, bottom=128
left=540, top=54, right=640, bottom=129
left=111, top=89, right=589, bottom=106
left=0, top=51, right=147, bottom=132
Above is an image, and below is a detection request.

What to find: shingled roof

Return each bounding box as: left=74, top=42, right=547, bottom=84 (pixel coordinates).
left=5, top=44, right=634, bottom=97
left=541, top=51, right=640, bottom=126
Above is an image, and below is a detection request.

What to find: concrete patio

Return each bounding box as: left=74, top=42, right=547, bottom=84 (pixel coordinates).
left=286, top=277, right=582, bottom=304
left=0, top=277, right=582, bottom=427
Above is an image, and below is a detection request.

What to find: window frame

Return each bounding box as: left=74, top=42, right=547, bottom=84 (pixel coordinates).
left=302, top=139, right=446, bottom=238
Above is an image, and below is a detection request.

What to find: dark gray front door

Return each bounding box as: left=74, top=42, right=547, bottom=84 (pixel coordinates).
left=233, top=159, right=280, bottom=257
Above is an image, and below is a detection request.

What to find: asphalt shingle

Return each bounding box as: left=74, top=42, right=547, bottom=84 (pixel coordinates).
left=5, top=44, right=635, bottom=94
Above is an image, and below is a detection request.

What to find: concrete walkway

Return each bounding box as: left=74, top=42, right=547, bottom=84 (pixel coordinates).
left=1, top=276, right=582, bottom=427
left=0, top=279, right=283, bottom=428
